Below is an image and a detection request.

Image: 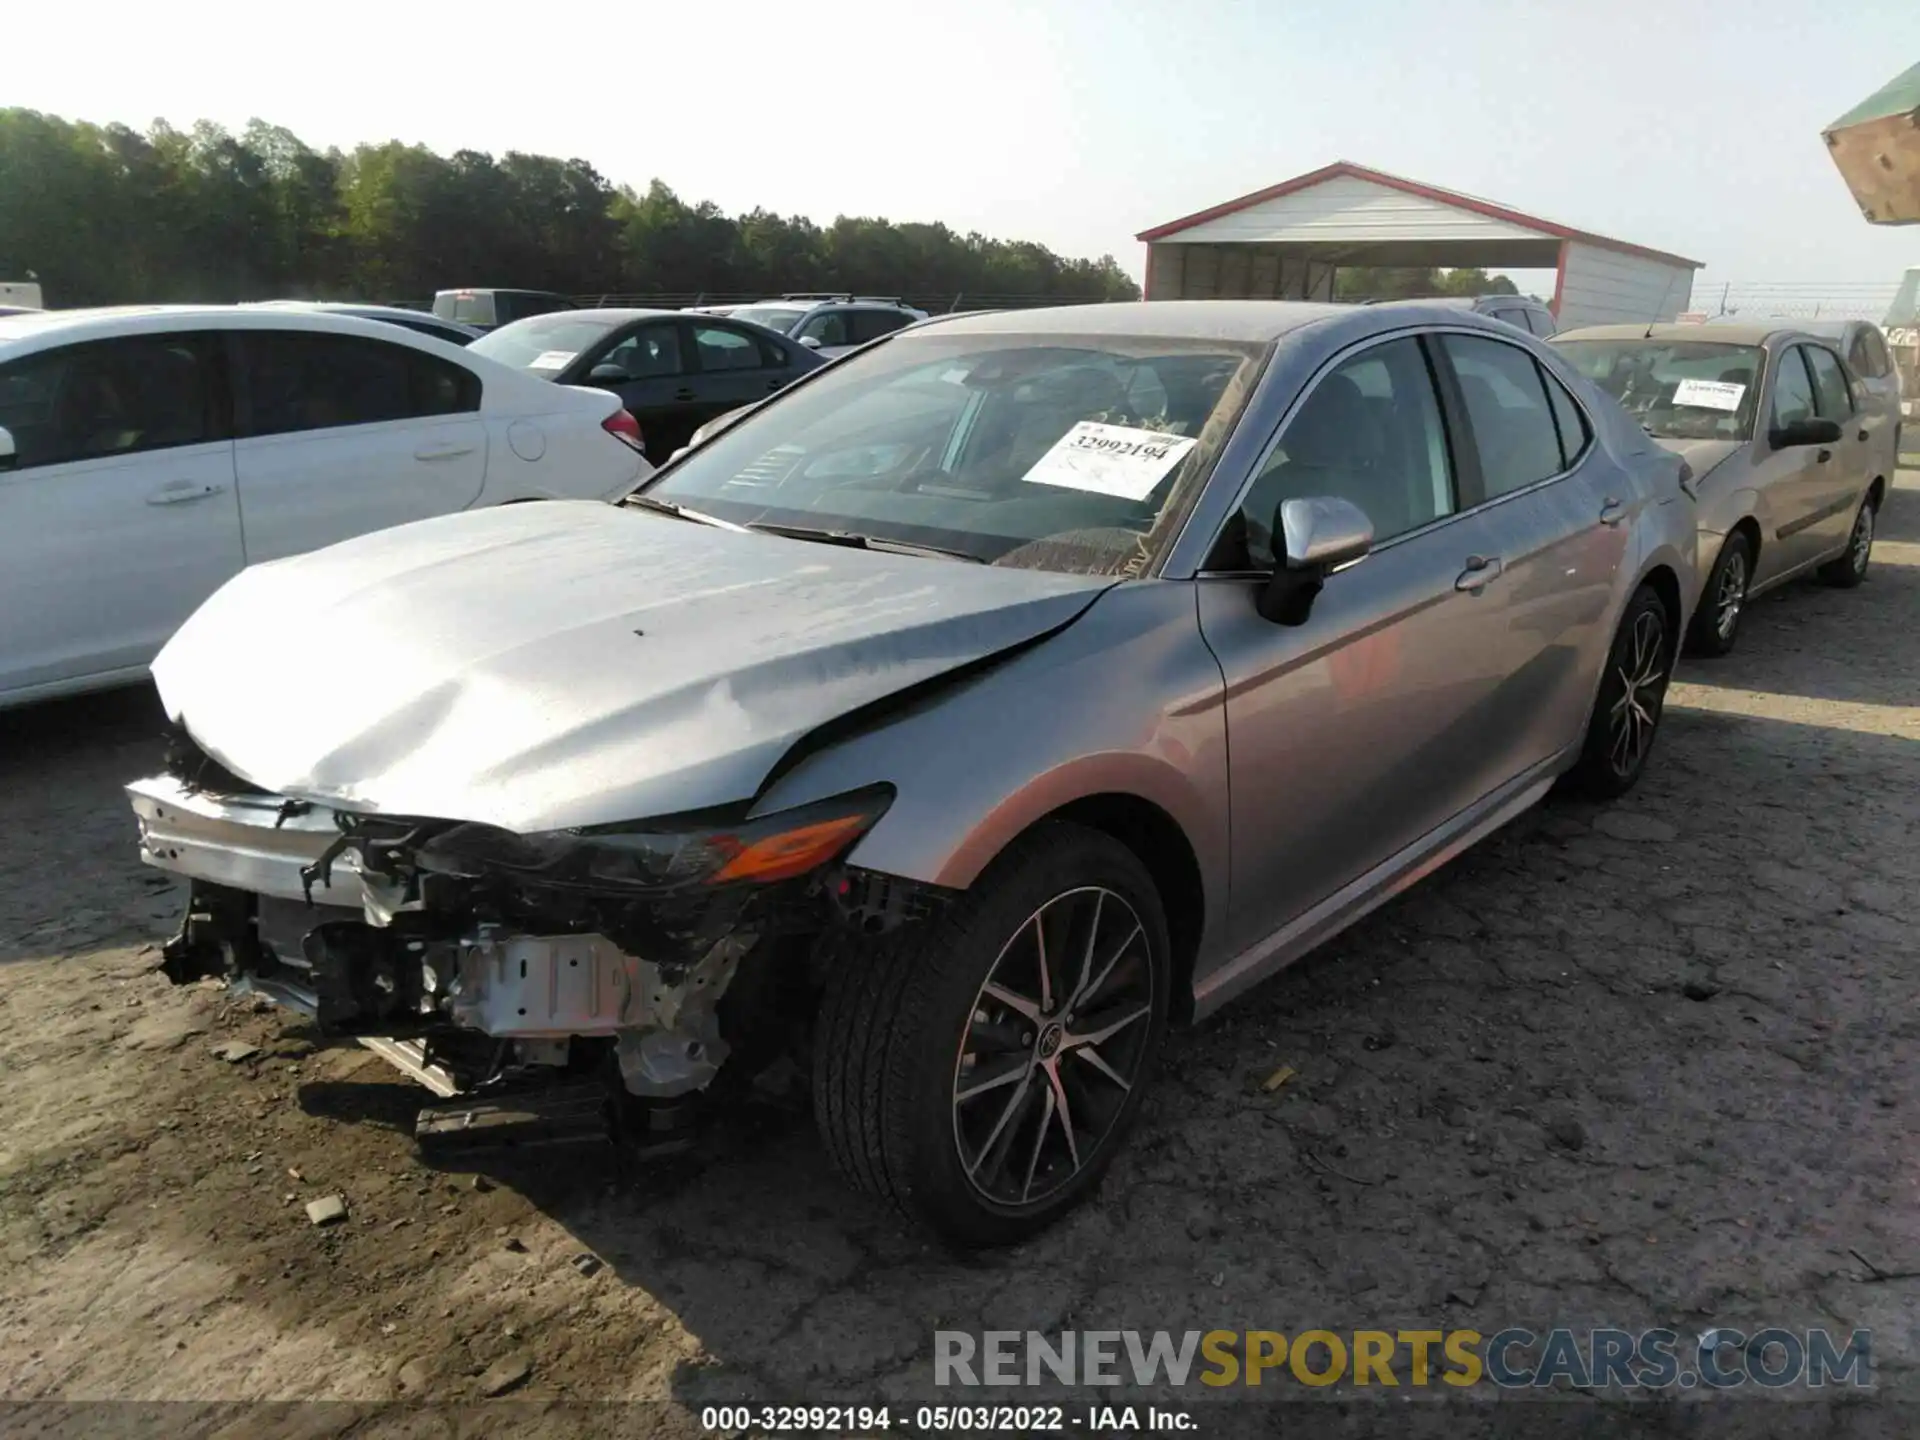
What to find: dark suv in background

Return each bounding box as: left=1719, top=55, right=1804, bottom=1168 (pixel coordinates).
left=432, top=288, right=576, bottom=333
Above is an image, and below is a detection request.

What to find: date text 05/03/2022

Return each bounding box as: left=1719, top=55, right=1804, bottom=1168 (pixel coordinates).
left=698, top=1405, right=1195, bottom=1433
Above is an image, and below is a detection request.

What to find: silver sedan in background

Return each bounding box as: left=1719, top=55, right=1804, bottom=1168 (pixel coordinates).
left=1556, top=322, right=1889, bottom=655
left=131, top=300, right=1696, bottom=1246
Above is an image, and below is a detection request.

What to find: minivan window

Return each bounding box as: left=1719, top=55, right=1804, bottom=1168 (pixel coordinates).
left=1234, top=336, right=1455, bottom=558
left=849, top=310, right=911, bottom=345
left=238, top=332, right=480, bottom=436
left=0, top=334, right=217, bottom=470
left=646, top=334, right=1263, bottom=575
left=1442, top=334, right=1567, bottom=498
left=798, top=311, right=851, bottom=347
left=434, top=292, right=495, bottom=327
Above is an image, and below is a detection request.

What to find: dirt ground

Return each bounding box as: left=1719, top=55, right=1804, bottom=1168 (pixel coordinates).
left=2, top=472, right=1917, bottom=1433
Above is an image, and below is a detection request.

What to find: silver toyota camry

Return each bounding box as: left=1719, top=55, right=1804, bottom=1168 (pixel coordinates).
left=129, top=300, right=1697, bottom=1246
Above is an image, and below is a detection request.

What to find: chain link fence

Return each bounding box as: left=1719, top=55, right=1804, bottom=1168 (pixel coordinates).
left=564, top=292, right=1114, bottom=314
left=1685, top=280, right=1905, bottom=323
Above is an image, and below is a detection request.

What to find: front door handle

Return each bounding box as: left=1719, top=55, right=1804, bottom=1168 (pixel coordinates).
left=1455, top=555, right=1503, bottom=592
left=766, top=377, right=784, bottom=391
left=147, top=482, right=225, bottom=506
left=1598, top=497, right=1628, bottom=527
left=414, top=442, right=477, bottom=462
left=673, top=388, right=697, bottom=402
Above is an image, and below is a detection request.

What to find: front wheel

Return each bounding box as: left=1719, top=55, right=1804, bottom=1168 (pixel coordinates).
left=1565, top=584, right=1673, bottom=800
left=813, top=823, right=1170, bottom=1248
left=1686, top=532, right=1750, bottom=658
left=1818, top=497, right=1875, bottom=588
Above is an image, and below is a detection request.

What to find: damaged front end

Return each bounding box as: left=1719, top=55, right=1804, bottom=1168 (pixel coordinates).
left=132, top=733, right=934, bottom=1124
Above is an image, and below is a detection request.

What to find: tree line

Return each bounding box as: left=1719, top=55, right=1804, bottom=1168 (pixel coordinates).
left=0, top=109, right=1143, bottom=309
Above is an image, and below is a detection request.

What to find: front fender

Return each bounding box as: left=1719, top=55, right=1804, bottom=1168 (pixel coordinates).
left=749, top=581, right=1230, bottom=939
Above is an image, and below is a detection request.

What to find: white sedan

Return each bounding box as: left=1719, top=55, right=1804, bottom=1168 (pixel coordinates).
left=0, top=305, right=652, bottom=709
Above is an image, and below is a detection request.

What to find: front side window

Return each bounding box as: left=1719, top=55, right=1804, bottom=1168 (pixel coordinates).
left=1557, top=338, right=1765, bottom=441
left=601, top=324, right=686, bottom=379
left=1771, top=348, right=1817, bottom=430
left=646, top=333, right=1263, bottom=574
left=1443, top=334, right=1568, bottom=498
left=797, top=310, right=851, bottom=347
left=0, top=335, right=215, bottom=470
left=1805, top=345, right=1855, bottom=418
left=691, top=325, right=763, bottom=372
left=1231, top=337, right=1454, bottom=563
left=239, top=332, right=479, bottom=437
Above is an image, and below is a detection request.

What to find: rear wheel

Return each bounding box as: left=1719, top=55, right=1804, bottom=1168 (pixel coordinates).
left=1818, top=497, right=1875, bottom=588
left=1686, top=532, right=1751, bottom=658
left=813, top=823, right=1169, bottom=1248
left=1566, top=584, right=1672, bottom=800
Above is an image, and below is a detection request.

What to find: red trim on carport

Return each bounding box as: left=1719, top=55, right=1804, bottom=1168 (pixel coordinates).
left=1135, top=161, right=1703, bottom=272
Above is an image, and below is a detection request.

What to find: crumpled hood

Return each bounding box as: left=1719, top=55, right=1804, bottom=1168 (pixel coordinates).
left=1653, top=437, right=1744, bottom=483
left=154, top=502, right=1112, bottom=831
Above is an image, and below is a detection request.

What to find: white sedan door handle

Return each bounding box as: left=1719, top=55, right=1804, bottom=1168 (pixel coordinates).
left=414, top=442, right=477, bottom=462
left=147, top=482, right=225, bottom=505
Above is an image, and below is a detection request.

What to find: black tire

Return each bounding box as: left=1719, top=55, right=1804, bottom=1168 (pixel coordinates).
left=1685, top=532, right=1751, bottom=658
left=1566, top=584, right=1673, bottom=801
left=812, top=822, right=1170, bottom=1248
left=1818, top=496, right=1875, bottom=589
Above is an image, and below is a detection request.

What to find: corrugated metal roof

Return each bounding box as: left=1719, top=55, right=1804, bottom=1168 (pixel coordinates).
left=1137, top=161, right=1702, bottom=270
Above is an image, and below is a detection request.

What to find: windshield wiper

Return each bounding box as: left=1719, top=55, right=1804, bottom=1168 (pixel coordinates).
left=744, top=522, right=986, bottom=563
left=623, top=493, right=745, bottom=530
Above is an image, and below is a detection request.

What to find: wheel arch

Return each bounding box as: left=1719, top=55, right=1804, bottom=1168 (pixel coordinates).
left=1637, top=559, right=1685, bottom=657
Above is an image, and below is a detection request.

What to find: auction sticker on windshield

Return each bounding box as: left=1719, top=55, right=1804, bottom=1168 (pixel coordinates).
left=529, top=350, right=577, bottom=371
left=1671, top=378, right=1746, bottom=412
left=1022, top=421, right=1198, bottom=501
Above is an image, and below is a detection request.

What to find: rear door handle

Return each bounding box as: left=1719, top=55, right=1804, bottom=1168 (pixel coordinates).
left=1455, top=555, right=1503, bottom=592
left=673, top=388, right=697, bottom=402
left=147, top=482, right=225, bottom=505
left=414, top=442, right=477, bottom=462
left=1598, top=497, right=1627, bottom=527
left=1816, top=449, right=1833, bottom=463
left=1858, top=429, right=1870, bottom=442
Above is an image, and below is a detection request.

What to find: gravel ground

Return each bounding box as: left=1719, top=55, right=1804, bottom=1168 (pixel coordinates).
left=1, top=472, right=1916, bottom=1435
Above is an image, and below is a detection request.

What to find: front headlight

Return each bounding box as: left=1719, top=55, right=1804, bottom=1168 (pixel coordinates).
left=415, top=787, right=893, bottom=895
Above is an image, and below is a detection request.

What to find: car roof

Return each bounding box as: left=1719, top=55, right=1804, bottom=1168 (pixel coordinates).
left=434, top=287, right=569, bottom=298
left=0, top=304, right=486, bottom=352
left=251, top=301, right=479, bottom=328
left=1553, top=321, right=1799, bottom=347
left=902, top=300, right=1363, bottom=343
left=497, top=308, right=679, bottom=326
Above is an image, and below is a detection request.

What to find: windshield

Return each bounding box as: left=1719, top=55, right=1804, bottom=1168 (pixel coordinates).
left=643, top=332, right=1264, bottom=574
left=469, top=314, right=622, bottom=372
left=730, top=306, right=807, bottom=333
left=1556, top=339, right=1764, bottom=441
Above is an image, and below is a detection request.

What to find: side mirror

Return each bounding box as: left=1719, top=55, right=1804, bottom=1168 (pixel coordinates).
left=1257, top=495, right=1374, bottom=625
left=0, top=425, right=14, bottom=473
left=798, top=335, right=824, bottom=350
left=1769, top=416, right=1842, bottom=449
left=587, top=363, right=629, bottom=384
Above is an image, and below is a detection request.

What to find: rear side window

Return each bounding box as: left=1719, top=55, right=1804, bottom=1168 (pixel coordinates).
left=1542, top=366, right=1591, bottom=466
left=1441, top=334, right=1568, bottom=498
left=848, top=310, right=911, bottom=345
left=498, top=293, right=569, bottom=324
left=1847, top=327, right=1891, bottom=381
left=0, top=334, right=219, bottom=470
left=238, top=332, right=481, bottom=437
left=1805, top=346, right=1855, bottom=418
left=1527, top=308, right=1558, bottom=338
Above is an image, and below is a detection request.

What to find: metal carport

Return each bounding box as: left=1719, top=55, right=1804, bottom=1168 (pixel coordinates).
left=1137, top=161, right=1703, bottom=329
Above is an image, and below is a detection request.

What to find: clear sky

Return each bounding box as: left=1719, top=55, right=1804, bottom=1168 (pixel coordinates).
left=14, top=0, right=1920, bottom=301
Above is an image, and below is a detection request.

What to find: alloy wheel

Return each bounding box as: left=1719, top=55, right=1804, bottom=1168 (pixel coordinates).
left=1714, top=550, right=1747, bottom=642
left=952, top=886, right=1156, bottom=1208
left=1850, top=504, right=1874, bottom=576
left=1607, top=608, right=1668, bottom=780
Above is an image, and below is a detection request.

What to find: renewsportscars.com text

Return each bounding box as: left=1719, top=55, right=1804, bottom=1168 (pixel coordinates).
left=934, top=1327, right=1872, bottom=1390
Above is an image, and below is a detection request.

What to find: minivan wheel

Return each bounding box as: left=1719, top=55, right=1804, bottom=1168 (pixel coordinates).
left=1567, top=584, right=1672, bottom=800
left=813, top=823, right=1170, bottom=1248
left=1686, top=533, right=1751, bottom=658
left=1818, top=498, right=1875, bottom=588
